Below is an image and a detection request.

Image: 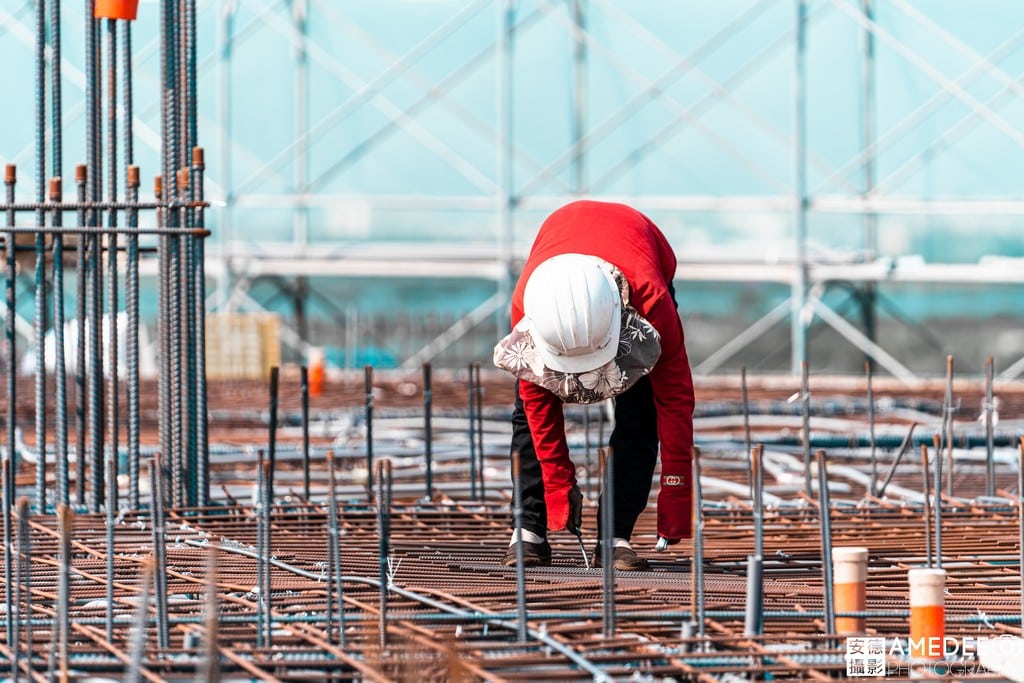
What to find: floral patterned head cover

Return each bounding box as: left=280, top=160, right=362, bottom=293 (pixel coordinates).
left=493, top=263, right=662, bottom=404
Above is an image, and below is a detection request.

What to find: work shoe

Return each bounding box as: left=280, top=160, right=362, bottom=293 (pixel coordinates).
left=590, top=545, right=650, bottom=571
left=501, top=540, right=552, bottom=567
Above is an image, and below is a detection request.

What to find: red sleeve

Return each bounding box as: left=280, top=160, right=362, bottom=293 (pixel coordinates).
left=518, top=380, right=576, bottom=501
left=646, top=293, right=695, bottom=474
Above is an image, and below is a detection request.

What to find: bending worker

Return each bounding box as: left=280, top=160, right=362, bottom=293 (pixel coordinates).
left=493, top=200, right=695, bottom=570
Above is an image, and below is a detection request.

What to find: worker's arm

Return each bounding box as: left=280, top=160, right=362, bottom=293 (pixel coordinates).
left=647, top=293, right=696, bottom=543
left=518, top=380, right=579, bottom=532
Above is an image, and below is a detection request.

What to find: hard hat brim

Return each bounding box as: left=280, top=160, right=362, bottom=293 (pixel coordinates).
left=532, top=310, right=620, bottom=375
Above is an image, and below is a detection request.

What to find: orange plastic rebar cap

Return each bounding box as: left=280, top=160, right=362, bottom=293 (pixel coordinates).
left=93, top=0, right=139, bottom=20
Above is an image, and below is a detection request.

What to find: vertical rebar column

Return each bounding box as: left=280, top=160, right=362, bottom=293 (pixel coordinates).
left=52, top=179, right=69, bottom=509
left=600, top=448, right=615, bottom=639
left=51, top=1, right=69, bottom=507
left=33, top=0, right=48, bottom=509
left=921, top=444, right=933, bottom=569
left=87, top=0, right=106, bottom=515
left=150, top=456, right=170, bottom=650
left=744, top=554, right=764, bottom=637
left=104, top=15, right=120, bottom=523
left=125, top=559, right=153, bottom=683
left=182, top=0, right=198, bottom=157
left=88, top=205, right=104, bottom=512
left=182, top=0, right=200, bottom=507
left=268, top=366, right=279, bottom=492
left=932, top=434, right=943, bottom=569
left=49, top=0, right=62, bottom=180
left=692, top=447, right=706, bottom=640
left=467, top=363, right=477, bottom=500
left=1, top=458, right=11, bottom=653
left=200, top=547, right=220, bottom=683
left=126, top=166, right=140, bottom=510
left=365, top=365, right=374, bottom=494
left=193, top=148, right=208, bottom=508
left=261, top=457, right=272, bottom=648
left=326, top=450, right=347, bottom=648
left=181, top=168, right=197, bottom=507
left=105, top=448, right=117, bottom=641
left=510, top=450, right=528, bottom=641
left=423, top=362, right=433, bottom=500
left=169, top=172, right=183, bottom=508
left=56, top=505, right=72, bottom=680
left=12, top=498, right=29, bottom=677
left=816, top=450, right=836, bottom=636
left=801, top=361, right=812, bottom=497
left=943, top=355, right=955, bottom=497
left=741, top=366, right=752, bottom=491
left=866, top=359, right=877, bottom=497
left=985, top=357, right=995, bottom=498
left=120, top=9, right=133, bottom=168
left=75, top=165, right=88, bottom=505
left=155, top=174, right=171, bottom=495
left=753, top=444, right=764, bottom=561
left=301, top=366, right=310, bottom=502
left=4, top=168, right=16, bottom=562
left=1, top=163, right=13, bottom=664
left=1018, top=437, right=1023, bottom=628
left=255, top=452, right=266, bottom=649
left=475, top=362, right=486, bottom=500
left=582, top=406, right=592, bottom=499
left=376, top=459, right=392, bottom=649
left=21, top=504, right=32, bottom=675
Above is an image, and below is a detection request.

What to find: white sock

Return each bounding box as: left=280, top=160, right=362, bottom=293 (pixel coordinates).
left=509, top=528, right=546, bottom=546
left=613, top=537, right=632, bottom=550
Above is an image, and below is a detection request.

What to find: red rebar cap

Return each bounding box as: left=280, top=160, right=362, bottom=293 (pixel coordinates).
left=94, top=0, right=139, bottom=20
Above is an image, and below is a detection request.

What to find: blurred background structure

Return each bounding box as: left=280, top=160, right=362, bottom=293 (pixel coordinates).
left=4, top=4, right=1024, bottom=680
left=2, top=0, right=1024, bottom=376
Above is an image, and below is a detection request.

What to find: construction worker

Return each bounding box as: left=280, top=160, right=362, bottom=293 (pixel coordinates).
left=493, top=200, right=695, bottom=570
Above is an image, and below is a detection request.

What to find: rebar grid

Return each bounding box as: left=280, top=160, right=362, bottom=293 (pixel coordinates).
left=0, top=487, right=1021, bottom=680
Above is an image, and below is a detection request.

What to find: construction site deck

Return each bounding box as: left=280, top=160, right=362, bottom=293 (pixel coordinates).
left=0, top=369, right=1022, bottom=681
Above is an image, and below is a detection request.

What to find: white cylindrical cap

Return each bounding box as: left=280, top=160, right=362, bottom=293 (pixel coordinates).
left=832, top=546, right=868, bottom=584
left=908, top=567, right=946, bottom=607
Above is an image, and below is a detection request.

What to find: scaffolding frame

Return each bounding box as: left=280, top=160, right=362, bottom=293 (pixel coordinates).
left=3, top=0, right=1024, bottom=376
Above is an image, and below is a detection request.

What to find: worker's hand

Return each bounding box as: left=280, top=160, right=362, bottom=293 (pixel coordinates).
left=656, top=473, right=692, bottom=544
left=545, top=483, right=583, bottom=533
left=567, top=484, right=583, bottom=535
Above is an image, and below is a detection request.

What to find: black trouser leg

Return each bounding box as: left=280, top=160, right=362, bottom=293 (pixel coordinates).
left=601, top=376, right=659, bottom=541
left=509, top=380, right=547, bottom=537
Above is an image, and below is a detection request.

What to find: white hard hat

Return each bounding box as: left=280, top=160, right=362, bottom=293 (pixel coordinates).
left=523, top=253, right=622, bottom=374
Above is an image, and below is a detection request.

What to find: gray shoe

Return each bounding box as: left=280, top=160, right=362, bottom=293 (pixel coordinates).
left=591, top=545, right=650, bottom=571
left=501, top=540, right=552, bottom=567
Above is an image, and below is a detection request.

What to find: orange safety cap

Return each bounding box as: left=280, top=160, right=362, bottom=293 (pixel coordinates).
left=94, top=0, right=140, bottom=20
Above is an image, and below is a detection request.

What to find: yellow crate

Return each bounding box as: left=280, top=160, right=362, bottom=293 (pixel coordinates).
left=205, top=312, right=281, bottom=380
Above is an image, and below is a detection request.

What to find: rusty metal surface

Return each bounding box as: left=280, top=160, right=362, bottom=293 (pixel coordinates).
left=1, top=372, right=1023, bottom=680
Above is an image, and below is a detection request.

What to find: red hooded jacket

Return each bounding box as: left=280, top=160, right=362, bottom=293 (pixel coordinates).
left=511, top=200, right=696, bottom=540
